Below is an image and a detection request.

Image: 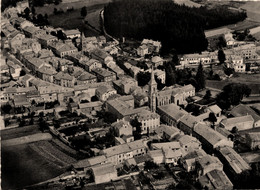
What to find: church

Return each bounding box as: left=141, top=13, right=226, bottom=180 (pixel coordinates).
left=149, top=66, right=195, bottom=112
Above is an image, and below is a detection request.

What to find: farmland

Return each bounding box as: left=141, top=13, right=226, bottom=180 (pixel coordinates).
left=1, top=142, right=68, bottom=189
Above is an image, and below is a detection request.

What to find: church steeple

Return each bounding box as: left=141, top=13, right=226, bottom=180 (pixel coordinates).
left=80, top=31, right=86, bottom=51
left=149, top=64, right=157, bottom=112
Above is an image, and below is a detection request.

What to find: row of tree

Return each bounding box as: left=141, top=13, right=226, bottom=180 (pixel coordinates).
left=104, top=0, right=246, bottom=54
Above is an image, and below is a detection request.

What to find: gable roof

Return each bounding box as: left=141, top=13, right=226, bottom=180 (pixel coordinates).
left=91, top=163, right=117, bottom=176
left=230, top=104, right=260, bottom=122
left=221, top=115, right=254, bottom=127
left=158, top=104, right=188, bottom=122
left=152, top=142, right=181, bottom=150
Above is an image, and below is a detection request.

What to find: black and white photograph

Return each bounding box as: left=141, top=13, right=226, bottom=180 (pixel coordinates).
left=1, top=0, right=260, bottom=189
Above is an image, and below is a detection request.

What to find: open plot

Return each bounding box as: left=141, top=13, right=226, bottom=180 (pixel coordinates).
left=1, top=142, right=67, bottom=190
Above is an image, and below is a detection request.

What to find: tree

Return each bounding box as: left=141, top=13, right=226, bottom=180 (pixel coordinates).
left=144, top=160, right=159, bottom=170
left=31, top=6, right=36, bottom=15
left=203, top=90, right=211, bottom=100
left=137, top=71, right=151, bottom=87
left=81, top=6, right=87, bottom=18
left=54, top=8, right=58, bottom=15
left=195, top=63, right=205, bottom=91
left=131, top=117, right=142, bottom=140
left=23, top=7, right=30, bottom=19
left=20, top=69, right=26, bottom=76
left=19, top=118, right=26, bottom=127
left=218, top=49, right=226, bottom=64
left=2, top=104, right=12, bottom=114
left=224, top=67, right=234, bottom=76
left=165, top=62, right=176, bottom=86
left=217, top=36, right=227, bottom=48
left=231, top=126, right=238, bottom=134
left=208, top=112, right=217, bottom=127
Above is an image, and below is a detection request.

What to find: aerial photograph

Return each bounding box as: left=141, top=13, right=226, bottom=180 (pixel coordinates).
left=1, top=0, right=260, bottom=189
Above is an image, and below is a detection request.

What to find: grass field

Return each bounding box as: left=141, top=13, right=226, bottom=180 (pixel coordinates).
left=1, top=142, right=67, bottom=189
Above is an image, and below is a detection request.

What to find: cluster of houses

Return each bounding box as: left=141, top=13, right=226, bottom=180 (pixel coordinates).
left=1, top=2, right=260, bottom=189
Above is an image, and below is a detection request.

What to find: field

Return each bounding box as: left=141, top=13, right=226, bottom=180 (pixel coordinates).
left=1, top=142, right=68, bottom=189
left=1, top=125, right=41, bottom=140
left=35, top=0, right=111, bottom=15
left=206, top=73, right=260, bottom=95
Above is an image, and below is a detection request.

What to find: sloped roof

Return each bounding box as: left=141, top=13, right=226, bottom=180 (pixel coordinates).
left=221, top=115, right=254, bottom=127
left=230, top=104, right=260, bottom=122
left=91, top=163, right=116, bottom=176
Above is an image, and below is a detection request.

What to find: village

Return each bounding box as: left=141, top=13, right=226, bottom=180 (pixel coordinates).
left=1, top=0, right=260, bottom=189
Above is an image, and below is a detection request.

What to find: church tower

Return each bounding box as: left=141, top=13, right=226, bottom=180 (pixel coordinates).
left=149, top=64, right=157, bottom=112
left=80, top=31, right=86, bottom=51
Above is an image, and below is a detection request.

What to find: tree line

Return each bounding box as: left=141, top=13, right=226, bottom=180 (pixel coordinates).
left=104, top=0, right=246, bottom=54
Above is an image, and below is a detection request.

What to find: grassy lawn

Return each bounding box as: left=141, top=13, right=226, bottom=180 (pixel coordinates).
left=1, top=143, right=67, bottom=190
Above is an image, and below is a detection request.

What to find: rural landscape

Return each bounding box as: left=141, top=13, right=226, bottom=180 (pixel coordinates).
left=1, top=0, right=260, bottom=189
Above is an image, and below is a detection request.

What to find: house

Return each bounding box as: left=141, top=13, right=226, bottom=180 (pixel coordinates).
left=217, top=146, right=251, bottom=175
left=141, top=39, right=162, bottom=53
left=154, top=69, right=165, bottom=84
left=193, top=123, right=233, bottom=153
left=100, top=143, right=133, bottom=165
left=155, top=124, right=180, bottom=141
left=23, top=26, right=46, bottom=38
left=91, top=163, right=118, bottom=184
left=177, top=135, right=202, bottom=151
left=137, top=110, right=160, bottom=134
left=181, top=149, right=207, bottom=172
left=152, top=142, right=181, bottom=151
left=230, top=104, right=260, bottom=128
left=46, top=57, right=73, bottom=72
left=177, top=114, right=200, bottom=135
left=91, top=68, right=116, bottom=82
left=245, top=132, right=260, bottom=150
left=207, top=105, right=222, bottom=117
left=91, top=48, right=113, bottom=64
left=78, top=101, right=103, bottom=115
left=196, top=155, right=223, bottom=176
left=8, top=32, right=25, bottom=53
left=37, top=34, right=57, bottom=48
left=107, top=65, right=124, bottom=77
left=63, top=29, right=80, bottom=39
left=137, top=45, right=149, bottom=57
left=96, top=85, right=117, bottom=101
left=54, top=72, right=75, bottom=87
left=48, top=41, right=78, bottom=58
left=16, top=38, right=42, bottom=56
left=36, top=66, right=57, bottom=83
left=224, top=32, right=235, bottom=46
left=128, top=139, right=147, bottom=157
left=151, top=56, right=164, bottom=67
left=113, top=77, right=138, bottom=95
left=76, top=72, right=97, bottom=85
left=125, top=154, right=151, bottom=168
left=233, top=44, right=258, bottom=60
left=149, top=149, right=164, bottom=164
left=73, top=155, right=107, bottom=172
left=157, top=104, right=188, bottom=126
left=198, top=169, right=233, bottom=190
left=163, top=148, right=185, bottom=165
left=6, top=61, right=22, bottom=80
left=227, top=55, right=245, bottom=73
left=112, top=119, right=133, bottom=137
left=24, top=57, right=52, bottom=74
left=220, top=115, right=254, bottom=131
left=80, top=59, right=102, bottom=72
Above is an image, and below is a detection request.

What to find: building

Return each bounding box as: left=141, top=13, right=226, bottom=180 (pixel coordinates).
left=178, top=114, right=200, bottom=135
left=141, top=39, right=162, bottom=53
left=196, top=155, right=223, bottom=176
left=63, top=29, right=80, bottom=39
left=128, top=139, right=146, bottom=157
left=73, top=155, right=107, bottom=172
left=37, top=34, right=57, bottom=48
left=177, top=135, right=202, bottom=151
left=92, top=68, right=116, bottom=82
left=193, top=123, right=233, bottom=153
left=96, top=85, right=117, bottom=101
left=91, top=48, right=113, bottom=64
left=151, top=56, right=164, bottom=68
left=137, top=44, right=149, bottom=57
left=112, top=119, right=133, bottom=137
left=113, top=77, right=138, bottom=95
left=217, top=146, right=251, bottom=175
left=48, top=41, right=78, bottom=58
left=149, top=149, right=164, bottom=164
left=181, top=149, right=207, bottom=172
left=245, top=132, right=260, bottom=150
left=78, top=101, right=103, bottom=115
left=155, top=124, right=180, bottom=141
left=6, top=61, right=22, bottom=80
left=220, top=115, right=254, bottom=131
left=230, top=104, right=260, bottom=128
left=91, top=163, right=117, bottom=184
left=198, top=169, right=233, bottom=190
left=76, top=72, right=97, bottom=85
left=54, top=72, right=75, bottom=87
left=36, top=66, right=57, bottom=83
left=80, top=59, right=102, bottom=72
left=23, top=26, right=45, bottom=38
left=137, top=110, right=160, bottom=134
left=157, top=104, right=188, bottom=126
left=207, top=105, right=222, bottom=117
left=154, top=69, right=165, bottom=84
left=152, top=142, right=181, bottom=151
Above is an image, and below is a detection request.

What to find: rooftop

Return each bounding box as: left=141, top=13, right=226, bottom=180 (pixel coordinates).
left=246, top=132, right=260, bottom=141
left=152, top=142, right=181, bottom=150
left=91, top=163, right=117, bottom=176
left=158, top=104, right=188, bottom=121
left=73, top=155, right=107, bottom=169
left=221, top=115, right=254, bottom=127
left=101, top=143, right=131, bottom=157
left=219, top=146, right=251, bottom=174
left=178, top=114, right=200, bottom=129
left=230, top=104, right=260, bottom=122
left=127, top=139, right=145, bottom=150
left=92, top=68, right=115, bottom=77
